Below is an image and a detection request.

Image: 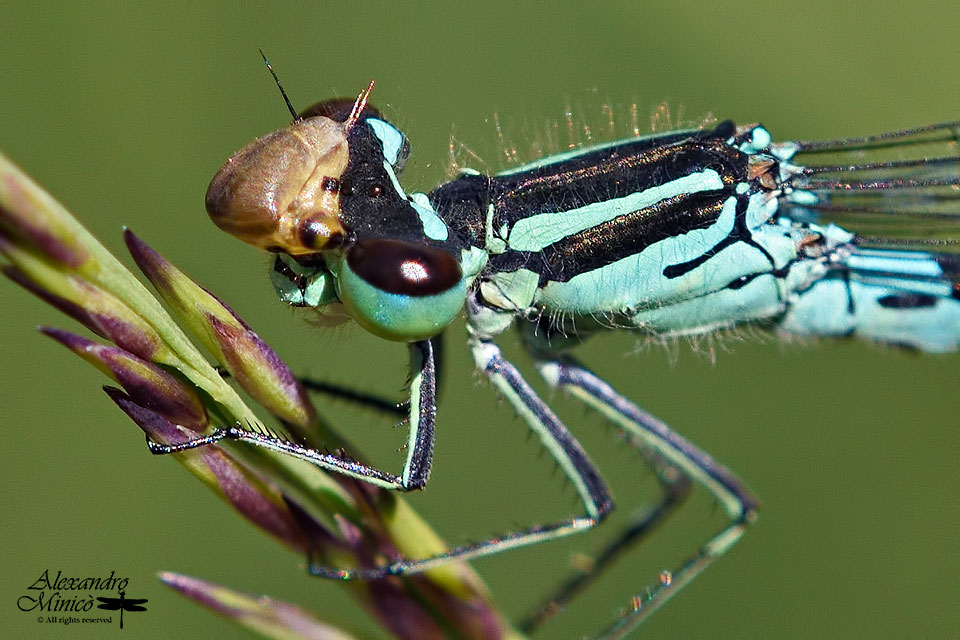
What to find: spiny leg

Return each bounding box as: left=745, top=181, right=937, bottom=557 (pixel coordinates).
left=307, top=334, right=620, bottom=578
left=150, top=339, right=438, bottom=491
left=152, top=335, right=611, bottom=579
left=520, top=450, right=692, bottom=633
left=516, top=324, right=694, bottom=632
left=533, top=353, right=758, bottom=638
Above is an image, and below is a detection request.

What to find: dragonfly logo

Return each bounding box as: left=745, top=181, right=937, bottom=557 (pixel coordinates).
left=96, top=591, right=149, bottom=629
left=18, top=570, right=147, bottom=630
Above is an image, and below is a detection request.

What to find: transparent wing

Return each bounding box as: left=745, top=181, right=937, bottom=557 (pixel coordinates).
left=779, top=121, right=960, bottom=252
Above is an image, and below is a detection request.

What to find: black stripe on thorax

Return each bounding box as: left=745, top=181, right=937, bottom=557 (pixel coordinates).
left=489, top=124, right=742, bottom=229
left=430, top=123, right=742, bottom=251
left=489, top=191, right=731, bottom=283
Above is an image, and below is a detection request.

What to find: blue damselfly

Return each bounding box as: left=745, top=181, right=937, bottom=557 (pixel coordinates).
left=144, top=65, right=960, bottom=637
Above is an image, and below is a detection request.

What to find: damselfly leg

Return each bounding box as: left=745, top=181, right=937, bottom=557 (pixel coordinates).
left=151, top=340, right=438, bottom=491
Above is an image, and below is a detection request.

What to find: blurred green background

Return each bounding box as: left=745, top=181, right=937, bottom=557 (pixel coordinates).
left=1, top=2, right=957, bottom=638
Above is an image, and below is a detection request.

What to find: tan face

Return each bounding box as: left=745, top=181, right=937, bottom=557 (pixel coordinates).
left=205, top=115, right=349, bottom=255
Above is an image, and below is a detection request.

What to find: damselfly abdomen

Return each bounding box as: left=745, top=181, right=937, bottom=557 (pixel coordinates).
left=159, top=76, right=959, bottom=637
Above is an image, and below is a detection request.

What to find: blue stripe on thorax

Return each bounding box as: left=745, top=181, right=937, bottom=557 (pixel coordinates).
left=506, top=169, right=724, bottom=252
left=532, top=195, right=742, bottom=313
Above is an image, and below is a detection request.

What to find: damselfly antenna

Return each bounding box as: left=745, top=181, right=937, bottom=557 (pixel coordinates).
left=259, top=49, right=299, bottom=122
left=344, top=79, right=376, bottom=133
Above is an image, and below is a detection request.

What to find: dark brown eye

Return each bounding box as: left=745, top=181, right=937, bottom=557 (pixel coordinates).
left=345, top=239, right=462, bottom=296
left=321, top=177, right=340, bottom=193
left=298, top=219, right=323, bottom=248
left=298, top=217, right=343, bottom=250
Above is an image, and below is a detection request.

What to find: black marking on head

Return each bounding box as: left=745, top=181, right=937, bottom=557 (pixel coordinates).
left=337, top=121, right=466, bottom=255
left=337, top=122, right=424, bottom=243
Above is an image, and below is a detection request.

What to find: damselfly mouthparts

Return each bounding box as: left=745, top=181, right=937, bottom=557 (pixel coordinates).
left=154, top=68, right=959, bottom=637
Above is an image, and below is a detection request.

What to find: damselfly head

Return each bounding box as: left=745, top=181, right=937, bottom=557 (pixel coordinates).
left=205, top=64, right=379, bottom=257
left=206, top=59, right=466, bottom=342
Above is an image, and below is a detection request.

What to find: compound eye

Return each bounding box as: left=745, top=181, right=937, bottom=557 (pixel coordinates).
left=346, top=239, right=462, bottom=296
left=336, top=239, right=466, bottom=341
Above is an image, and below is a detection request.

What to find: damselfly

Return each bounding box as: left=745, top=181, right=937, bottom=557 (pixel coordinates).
left=151, top=68, right=959, bottom=637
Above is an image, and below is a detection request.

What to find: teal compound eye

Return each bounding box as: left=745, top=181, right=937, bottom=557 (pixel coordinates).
left=334, top=239, right=466, bottom=341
